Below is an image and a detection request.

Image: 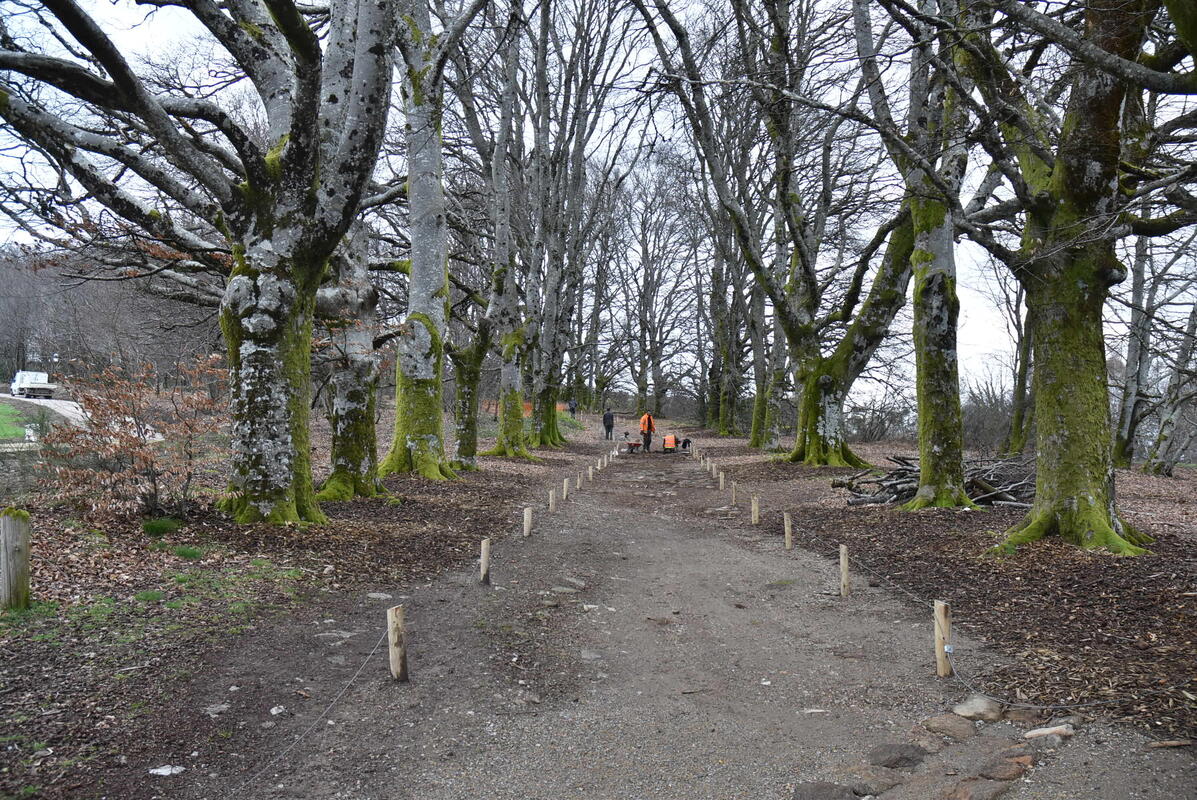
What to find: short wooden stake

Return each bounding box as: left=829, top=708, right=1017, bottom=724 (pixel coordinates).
left=523, top=506, right=533, bottom=537
left=387, top=605, right=409, bottom=682
left=549, top=488, right=557, bottom=512
left=839, top=544, right=850, bottom=597
left=588, top=466, right=594, bottom=481
left=1, top=509, right=31, bottom=610
left=731, top=481, right=737, bottom=504
left=751, top=496, right=760, bottom=525
left=934, top=600, right=952, bottom=678
left=576, top=473, right=582, bottom=490
left=480, top=538, right=491, bottom=585
left=718, top=472, right=725, bottom=491
left=562, top=477, right=570, bottom=500
left=784, top=512, right=792, bottom=550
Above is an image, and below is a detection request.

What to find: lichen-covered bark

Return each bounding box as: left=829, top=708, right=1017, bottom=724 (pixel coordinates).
left=783, top=212, right=915, bottom=466
left=530, top=386, right=566, bottom=448
left=382, top=313, right=457, bottom=480
left=997, top=1, right=1154, bottom=554
left=905, top=196, right=971, bottom=510
left=450, top=341, right=484, bottom=472
left=1000, top=268, right=1148, bottom=553
left=382, top=6, right=460, bottom=481
left=482, top=336, right=536, bottom=459
left=220, top=263, right=326, bottom=524
left=319, top=372, right=380, bottom=501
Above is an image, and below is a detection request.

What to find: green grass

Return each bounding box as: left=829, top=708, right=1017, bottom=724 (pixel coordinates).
left=173, top=546, right=204, bottom=560
left=142, top=518, right=183, bottom=537
left=0, top=402, right=27, bottom=440
left=134, top=590, right=164, bottom=604
left=556, top=410, right=585, bottom=431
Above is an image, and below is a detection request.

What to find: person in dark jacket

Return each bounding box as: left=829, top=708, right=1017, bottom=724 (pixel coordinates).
left=602, top=408, right=615, bottom=440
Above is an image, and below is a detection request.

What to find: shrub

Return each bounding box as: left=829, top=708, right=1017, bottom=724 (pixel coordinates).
left=40, top=356, right=226, bottom=519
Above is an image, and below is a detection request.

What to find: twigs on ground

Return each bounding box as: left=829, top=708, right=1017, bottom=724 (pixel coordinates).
left=833, top=455, right=1036, bottom=507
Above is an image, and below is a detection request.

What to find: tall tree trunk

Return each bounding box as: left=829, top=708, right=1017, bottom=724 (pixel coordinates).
left=381, top=4, right=457, bottom=481
left=221, top=260, right=326, bottom=523
left=316, top=225, right=381, bottom=501
left=1143, top=298, right=1197, bottom=476
left=747, top=283, right=769, bottom=447
left=999, top=1, right=1154, bottom=553
left=1113, top=234, right=1153, bottom=466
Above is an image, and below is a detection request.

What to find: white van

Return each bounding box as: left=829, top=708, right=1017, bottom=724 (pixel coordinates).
left=10, top=371, right=57, bottom=398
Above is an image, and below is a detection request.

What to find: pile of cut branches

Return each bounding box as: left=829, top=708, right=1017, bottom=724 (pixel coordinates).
left=833, top=455, right=1036, bottom=507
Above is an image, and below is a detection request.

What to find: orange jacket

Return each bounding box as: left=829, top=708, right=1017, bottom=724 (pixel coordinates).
left=663, top=434, right=677, bottom=449
left=640, top=413, right=655, bottom=434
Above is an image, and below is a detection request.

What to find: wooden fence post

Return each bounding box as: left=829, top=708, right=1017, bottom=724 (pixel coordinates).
left=751, top=496, right=760, bottom=524
left=934, top=600, right=952, bottom=677
left=731, top=481, right=737, bottom=505
left=1, top=508, right=31, bottom=611
left=523, top=507, right=533, bottom=537
left=549, top=488, right=557, bottom=512
left=388, top=605, right=409, bottom=682
left=480, top=538, right=491, bottom=585
left=839, top=545, right=850, bottom=597
left=784, top=513, right=793, bottom=550
left=562, top=477, right=570, bottom=500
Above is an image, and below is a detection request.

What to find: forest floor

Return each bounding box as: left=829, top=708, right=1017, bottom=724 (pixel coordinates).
left=1, top=416, right=1195, bottom=799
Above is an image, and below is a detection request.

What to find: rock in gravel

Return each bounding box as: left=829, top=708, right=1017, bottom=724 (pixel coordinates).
left=953, top=694, right=1003, bottom=721
left=563, top=577, right=588, bottom=589
left=978, top=757, right=1029, bottom=781
left=790, top=781, right=857, bottom=800
left=580, top=649, right=602, bottom=662
left=1049, top=714, right=1084, bottom=729
left=943, top=778, right=1013, bottom=800
left=828, top=764, right=905, bottom=795
left=203, top=703, right=230, bottom=718
left=1001, top=709, right=1043, bottom=726
left=1028, top=733, right=1065, bottom=750
left=551, top=586, right=579, bottom=594
left=907, top=729, right=945, bottom=754
left=367, top=592, right=392, bottom=600
left=866, top=742, right=928, bottom=769
left=921, top=713, right=977, bottom=741
left=149, top=765, right=186, bottom=776
left=1024, top=724, right=1074, bottom=739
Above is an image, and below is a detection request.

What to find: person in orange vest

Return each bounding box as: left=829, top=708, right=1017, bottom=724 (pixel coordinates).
left=663, top=433, right=677, bottom=453
left=640, top=411, right=655, bottom=453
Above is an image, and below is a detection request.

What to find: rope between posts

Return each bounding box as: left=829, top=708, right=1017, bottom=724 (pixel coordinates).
left=231, top=629, right=387, bottom=795
left=699, top=454, right=1195, bottom=715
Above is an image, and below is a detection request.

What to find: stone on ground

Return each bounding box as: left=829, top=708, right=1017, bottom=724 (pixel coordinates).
left=978, top=757, right=1029, bottom=781
left=828, top=763, right=905, bottom=795
left=952, top=694, right=1003, bottom=721
left=921, top=713, right=977, bottom=741
left=866, top=742, right=928, bottom=769
left=790, top=781, right=857, bottom=800
left=1024, top=723, right=1074, bottom=739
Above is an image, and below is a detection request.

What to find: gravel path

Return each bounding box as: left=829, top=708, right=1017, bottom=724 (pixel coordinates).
left=156, top=450, right=1195, bottom=800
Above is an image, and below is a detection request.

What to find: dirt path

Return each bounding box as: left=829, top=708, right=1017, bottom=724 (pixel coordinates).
left=136, top=450, right=1194, bottom=800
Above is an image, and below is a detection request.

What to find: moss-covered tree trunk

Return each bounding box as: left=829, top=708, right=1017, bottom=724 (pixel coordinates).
left=316, top=225, right=382, bottom=502
left=998, top=0, right=1154, bottom=553
left=905, top=194, right=971, bottom=509
left=380, top=15, right=457, bottom=481
left=450, top=338, right=486, bottom=471
left=1003, top=323, right=1033, bottom=455
left=220, top=265, right=327, bottom=524
left=783, top=213, right=915, bottom=467
left=530, top=386, right=565, bottom=448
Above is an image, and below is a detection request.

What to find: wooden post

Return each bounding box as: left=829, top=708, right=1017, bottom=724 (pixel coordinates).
left=731, top=481, right=737, bottom=504
left=588, top=466, right=594, bottom=481
left=576, top=473, right=583, bottom=490
left=549, top=488, right=557, bottom=512
left=751, top=496, right=760, bottom=524
left=784, top=513, right=793, bottom=550
left=719, top=472, right=725, bottom=491
left=839, top=544, right=850, bottom=597
left=562, top=477, right=570, bottom=500
left=387, top=605, right=409, bottom=682
left=523, top=506, right=533, bottom=537
left=480, top=538, right=491, bottom=585
left=1, top=509, right=31, bottom=610
left=934, top=600, right=952, bottom=677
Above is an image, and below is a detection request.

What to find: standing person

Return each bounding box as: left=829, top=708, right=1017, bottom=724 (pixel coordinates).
left=640, top=411, right=655, bottom=453
left=602, top=408, right=615, bottom=440
left=568, top=397, right=578, bottom=419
